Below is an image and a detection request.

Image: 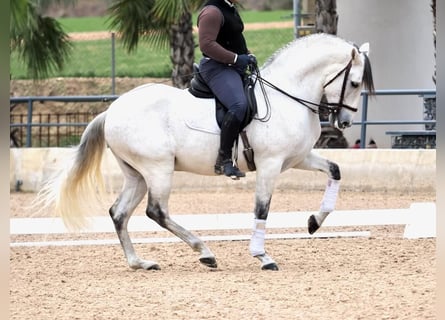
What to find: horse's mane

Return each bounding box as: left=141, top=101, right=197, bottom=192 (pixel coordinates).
left=262, top=40, right=295, bottom=69
left=262, top=33, right=339, bottom=68
left=362, top=53, right=375, bottom=95
left=263, top=33, right=375, bottom=95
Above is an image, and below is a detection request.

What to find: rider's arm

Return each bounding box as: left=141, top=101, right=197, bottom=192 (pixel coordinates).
left=198, top=6, right=238, bottom=64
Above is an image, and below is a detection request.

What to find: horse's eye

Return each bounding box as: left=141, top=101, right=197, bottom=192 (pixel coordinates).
left=351, top=81, right=360, bottom=88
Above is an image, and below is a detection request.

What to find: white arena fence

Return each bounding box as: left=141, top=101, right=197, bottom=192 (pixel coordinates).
left=10, top=149, right=435, bottom=193
left=10, top=202, right=436, bottom=247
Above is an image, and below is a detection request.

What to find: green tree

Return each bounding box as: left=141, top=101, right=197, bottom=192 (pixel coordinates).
left=10, top=0, right=76, bottom=79
left=107, top=0, right=205, bottom=88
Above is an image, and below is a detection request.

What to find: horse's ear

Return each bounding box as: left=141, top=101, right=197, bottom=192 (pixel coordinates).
left=359, top=43, right=370, bottom=55
left=351, top=48, right=357, bottom=59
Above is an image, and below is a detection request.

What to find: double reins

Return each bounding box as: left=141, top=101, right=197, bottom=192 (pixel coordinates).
left=250, top=58, right=357, bottom=117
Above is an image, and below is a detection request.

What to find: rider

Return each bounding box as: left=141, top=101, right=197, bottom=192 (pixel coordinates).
left=198, top=0, right=256, bottom=179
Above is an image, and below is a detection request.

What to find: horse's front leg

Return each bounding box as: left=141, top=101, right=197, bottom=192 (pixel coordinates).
left=296, top=150, right=341, bottom=234
left=250, top=162, right=281, bottom=271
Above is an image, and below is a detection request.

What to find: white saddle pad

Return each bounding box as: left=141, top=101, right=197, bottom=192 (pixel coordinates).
left=183, top=93, right=221, bottom=135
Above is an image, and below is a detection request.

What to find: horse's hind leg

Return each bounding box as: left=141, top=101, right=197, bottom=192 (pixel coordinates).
left=295, top=150, right=341, bottom=234
left=145, top=170, right=217, bottom=268
left=110, top=162, right=160, bottom=270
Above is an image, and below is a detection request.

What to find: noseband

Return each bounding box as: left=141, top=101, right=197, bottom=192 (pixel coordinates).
left=252, top=58, right=358, bottom=117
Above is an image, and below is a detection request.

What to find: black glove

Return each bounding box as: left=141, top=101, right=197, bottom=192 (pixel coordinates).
left=248, top=54, right=257, bottom=67
left=234, top=54, right=257, bottom=70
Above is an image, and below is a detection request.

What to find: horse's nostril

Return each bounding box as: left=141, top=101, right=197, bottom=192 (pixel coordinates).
left=340, top=121, right=350, bottom=128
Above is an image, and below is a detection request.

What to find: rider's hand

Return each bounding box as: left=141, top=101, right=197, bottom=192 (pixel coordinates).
left=247, top=54, right=257, bottom=67
left=234, top=54, right=257, bottom=70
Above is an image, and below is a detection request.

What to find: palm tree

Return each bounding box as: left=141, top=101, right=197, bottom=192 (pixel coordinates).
left=312, top=0, right=348, bottom=148
left=431, top=0, right=436, bottom=85
left=10, top=0, right=76, bottom=79
left=107, top=0, right=205, bottom=88
left=315, top=0, right=337, bottom=34
left=424, top=0, right=436, bottom=131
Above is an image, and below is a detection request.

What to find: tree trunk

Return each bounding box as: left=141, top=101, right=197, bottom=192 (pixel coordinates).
left=423, top=0, right=436, bottom=136
left=314, top=0, right=345, bottom=148
left=315, top=0, right=338, bottom=35
left=170, top=10, right=194, bottom=89
left=432, top=0, right=436, bottom=84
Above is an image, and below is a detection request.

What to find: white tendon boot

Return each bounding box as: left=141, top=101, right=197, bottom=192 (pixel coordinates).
left=308, top=178, right=340, bottom=234
left=320, top=178, right=340, bottom=213
left=249, top=219, right=266, bottom=257
left=250, top=219, right=278, bottom=270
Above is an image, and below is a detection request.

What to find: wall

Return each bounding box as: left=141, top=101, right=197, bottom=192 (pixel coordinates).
left=10, top=148, right=436, bottom=193
left=336, top=0, right=435, bottom=148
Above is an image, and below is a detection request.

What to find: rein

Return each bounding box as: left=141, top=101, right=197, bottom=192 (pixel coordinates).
left=251, top=58, right=357, bottom=117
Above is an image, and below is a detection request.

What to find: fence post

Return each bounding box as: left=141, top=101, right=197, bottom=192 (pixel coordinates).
left=293, top=0, right=301, bottom=38
left=111, top=32, right=116, bottom=95
left=359, top=92, right=369, bottom=149
left=26, top=98, right=33, bottom=147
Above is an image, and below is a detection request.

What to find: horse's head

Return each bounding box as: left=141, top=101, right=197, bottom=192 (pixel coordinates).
left=322, top=42, right=375, bottom=130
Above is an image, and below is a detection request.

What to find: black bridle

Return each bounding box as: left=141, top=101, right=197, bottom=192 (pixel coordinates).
left=251, top=58, right=358, bottom=118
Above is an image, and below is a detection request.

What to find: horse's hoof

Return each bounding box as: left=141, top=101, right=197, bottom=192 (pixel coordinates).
left=255, top=254, right=279, bottom=271
left=147, top=264, right=161, bottom=271
left=261, top=262, right=279, bottom=271
left=130, top=260, right=161, bottom=270
left=200, top=256, right=218, bottom=268
left=308, top=215, right=320, bottom=234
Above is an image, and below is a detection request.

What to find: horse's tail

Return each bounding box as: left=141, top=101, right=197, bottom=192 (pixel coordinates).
left=36, top=111, right=108, bottom=230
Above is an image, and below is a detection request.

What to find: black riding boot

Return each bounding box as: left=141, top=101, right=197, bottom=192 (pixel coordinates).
left=214, top=111, right=246, bottom=179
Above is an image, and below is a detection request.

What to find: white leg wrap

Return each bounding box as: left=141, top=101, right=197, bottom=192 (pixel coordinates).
left=320, top=179, right=340, bottom=213
left=249, top=219, right=266, bottom=257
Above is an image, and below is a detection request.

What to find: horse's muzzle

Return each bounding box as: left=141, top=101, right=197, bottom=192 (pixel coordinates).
left=332, top=109, right=354, bottom=129
left=338, top=120, right=352, bottom=129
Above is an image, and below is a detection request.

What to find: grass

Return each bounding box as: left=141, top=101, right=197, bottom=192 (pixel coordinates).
left=58, top=16, right=111, bottom=32
left=57, top=10, right=293, bottom=32
left=11, top=28, right=293, bottom=79
left=11, top=10, right=294, bottom=79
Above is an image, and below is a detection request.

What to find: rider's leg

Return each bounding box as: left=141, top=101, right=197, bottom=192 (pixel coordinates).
left=214, top=111, right=245, bottom=178
left=200, top=59, right=247, bottom=179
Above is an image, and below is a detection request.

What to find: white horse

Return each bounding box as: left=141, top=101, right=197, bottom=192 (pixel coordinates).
left=38, top=33, right=374, bottom=271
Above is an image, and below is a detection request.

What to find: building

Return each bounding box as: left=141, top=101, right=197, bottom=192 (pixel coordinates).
left=336, top=0, right=435, bottom=148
